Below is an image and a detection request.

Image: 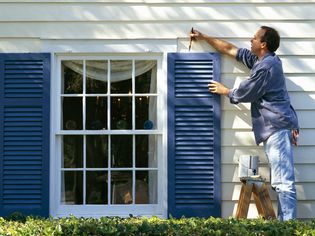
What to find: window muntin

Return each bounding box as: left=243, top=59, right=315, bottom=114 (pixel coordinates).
left=59, top=58, right=159, bottom=208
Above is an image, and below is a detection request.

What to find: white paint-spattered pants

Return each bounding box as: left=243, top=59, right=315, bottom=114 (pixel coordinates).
left=264, top=129, right=297, bottom=221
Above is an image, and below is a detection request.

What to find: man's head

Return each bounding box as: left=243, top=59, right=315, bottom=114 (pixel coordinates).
left=260, top=26, right=280, bottom=52
left=251, top=26, right=280, bottom=58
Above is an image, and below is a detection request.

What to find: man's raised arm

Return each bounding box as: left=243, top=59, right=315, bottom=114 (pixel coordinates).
left=190, top=29, right=238, bottom=58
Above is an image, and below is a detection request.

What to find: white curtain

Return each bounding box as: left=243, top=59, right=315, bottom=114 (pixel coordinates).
left=63, top=60, right=156, bottom=83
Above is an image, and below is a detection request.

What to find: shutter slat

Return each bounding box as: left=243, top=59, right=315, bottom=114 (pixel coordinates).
left=4, top=185, right=41, bottom=190
left=3, top=59, right=44, bottom=98
left=0, top=53, right=50, bottom=217
left=168, top=53, right=221, bottom=218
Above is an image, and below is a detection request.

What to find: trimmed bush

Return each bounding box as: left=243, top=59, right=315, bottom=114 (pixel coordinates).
left=0, top=214, right=315, bottom=236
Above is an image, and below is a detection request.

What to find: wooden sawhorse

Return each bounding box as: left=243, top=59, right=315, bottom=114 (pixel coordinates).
left=235, top=176, right=276, bottom=219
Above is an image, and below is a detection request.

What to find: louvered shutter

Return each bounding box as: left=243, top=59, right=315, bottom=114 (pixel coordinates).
left=167, top=53, right=221, bottom=218
left=0, top=53, right=50, bottom=217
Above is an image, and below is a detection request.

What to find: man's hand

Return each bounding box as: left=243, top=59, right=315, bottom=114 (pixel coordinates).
left=189, top=28, right=238, bottom=58
left=208, top=80, right=230, bottom=96
left=190, top=29, right=206, bottom=41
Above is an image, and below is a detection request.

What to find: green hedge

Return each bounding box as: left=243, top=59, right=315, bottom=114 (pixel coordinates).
left=1, top=214, right=315, bottom=236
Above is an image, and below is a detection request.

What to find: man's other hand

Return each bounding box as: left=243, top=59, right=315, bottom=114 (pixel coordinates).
left=208, top=80, right=230, bottom=96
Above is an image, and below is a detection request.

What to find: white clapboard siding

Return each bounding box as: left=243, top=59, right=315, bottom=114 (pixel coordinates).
left=0, top=38, right=41, bottom=52
left=41, top=39, right=177, bottom=53
left=221, top=146, right=314, bottom=164
left=221, top=75, right=315, bottom=92
left=1, top=22, right=315, bottom=39
left=222, top=129, right=315, bottom=146
left=1, top=0, right=315, bottom=2
left=222, top=92, right=315, bottom=110
left=1, top=0, right=315, bottom=219
left=179, top=39, right=315, bottom=56
left=1, top=3, right=315, bottom=22
left=222, top=110, right=315, bottom=129
left=222, top=164, right=315, bottom=183
left=221, top=146, right=267, bottom=164
left=221, top=57, right=315, bottom=74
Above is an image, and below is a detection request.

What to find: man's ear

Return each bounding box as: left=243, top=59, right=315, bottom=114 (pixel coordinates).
left=261, top=41, right=267, bottom=49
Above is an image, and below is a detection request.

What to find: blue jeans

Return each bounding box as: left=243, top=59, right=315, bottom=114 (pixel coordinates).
left=263, top=129, right=297, bottom=221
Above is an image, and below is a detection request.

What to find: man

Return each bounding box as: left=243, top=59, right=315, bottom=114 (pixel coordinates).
left=190, top=26, right=299, bottom=221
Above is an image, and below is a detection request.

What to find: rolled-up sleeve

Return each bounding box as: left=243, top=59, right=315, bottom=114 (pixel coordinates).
left=228, top=68, right=269, bottom=104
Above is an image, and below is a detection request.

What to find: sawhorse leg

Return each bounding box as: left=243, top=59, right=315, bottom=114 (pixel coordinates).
left=235, top=183, right=253, bottom=218
left=235, top=179, right=276, bottom=219
left=252, top=183, right=276, bottom=220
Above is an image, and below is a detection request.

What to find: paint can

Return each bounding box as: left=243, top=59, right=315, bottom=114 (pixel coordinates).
left=238, top=155, right=259, bottom=178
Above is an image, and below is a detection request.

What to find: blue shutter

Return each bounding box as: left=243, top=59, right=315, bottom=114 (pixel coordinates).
left=0, top=53, right=50, bottom=217
left=167, top=53, right=221, bottom=218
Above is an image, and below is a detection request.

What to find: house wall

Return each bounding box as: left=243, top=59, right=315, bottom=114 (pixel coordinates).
left=1, top=0, right=315, bottom=219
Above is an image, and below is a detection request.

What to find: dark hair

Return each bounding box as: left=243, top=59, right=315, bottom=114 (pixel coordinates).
left=260, top=26, right=280, bottom=52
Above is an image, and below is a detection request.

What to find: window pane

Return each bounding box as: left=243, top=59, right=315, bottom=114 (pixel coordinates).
left=62, top=60, right=83, bottom=94
left=136, top=135, right=157, bottom=168
left=135, top=60, right=157, bottom=93
left=62, top=135, right=83, bottom=168
left=86, top=135, right=108, bottom=168
left=111, top=97, right=132, bottom=130
left=86, top=171, right=108, bottom=204
left=111, top=171, right=132, bottom=204
left=136, top=171, right=157, bottom=204
left=61, top=171, right=83, bottom=204
left=86, top=97, right=107, bottom=130
left=135, top=96, right=157, bottom=130
left=111, top=135, right=132, bottom=168
left=110, top=60, right=132, bottom=94
left=62, top=97, right=83, bottom=130
left=86, top=60, right=108, bottom=94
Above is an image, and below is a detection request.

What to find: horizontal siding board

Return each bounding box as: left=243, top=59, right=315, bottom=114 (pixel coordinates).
left=290, top=93, right=315, bottom=110
left=221, top=147, right=267, bottom=164
left=222, top=110, right=315, bottom=129
left=293, top=147, right=315, bottom=163
left=221, top=146, right=315, bottom=164
left=35, top=38, right=315, bottom=55
left=294, top=111, right=315, bottom=128
left=221, top=75, right=315, bottom=92
left=221, top=130, right=256, bottom=146
left=279, top=41, right=315, bottom=56
left=180, top=39, right=315, bottom=56
left=221, top=57, right=315, bottom=74
left=1, top=0, right=315, bottom=3
left=222, top=92, right=315, bottom=110
left=222, top=111, right=252, bottom=129
left=221, top=164, right=315, bottom=183
left=1, top=22, right=315, bottom=39
left=221, top=129, right=315, bottom=146
left=1, top=4, right=315, bottom=21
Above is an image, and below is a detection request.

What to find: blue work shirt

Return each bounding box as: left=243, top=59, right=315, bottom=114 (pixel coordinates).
left=228, top=48, right=299, bottom=145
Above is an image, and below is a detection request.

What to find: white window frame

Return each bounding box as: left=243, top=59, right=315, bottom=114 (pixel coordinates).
left=50, top=53, right=167, bottom=218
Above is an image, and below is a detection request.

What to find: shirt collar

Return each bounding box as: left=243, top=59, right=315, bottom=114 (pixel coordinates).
left=259, top=51, right=275, bottom=61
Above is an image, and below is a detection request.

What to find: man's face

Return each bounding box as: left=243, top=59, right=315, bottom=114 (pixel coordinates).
left=250, top=28, right=266, bottom=55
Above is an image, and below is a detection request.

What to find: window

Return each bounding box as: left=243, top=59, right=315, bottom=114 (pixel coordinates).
left=53, top=56, right=165, bottom=217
